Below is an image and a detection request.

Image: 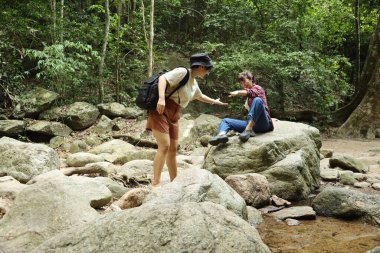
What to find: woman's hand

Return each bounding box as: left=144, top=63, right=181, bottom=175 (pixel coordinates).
left=156, top=98, right=166, bottom=114
left=229, top=91, right=239, bottom=97
left=213, top=98, right=228, bottom=106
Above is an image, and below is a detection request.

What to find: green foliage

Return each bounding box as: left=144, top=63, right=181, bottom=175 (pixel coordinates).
left=214, top=41, right=352, bottom=113
left=26, top=41, right=99, bottom=102
left=0, top=31, right=24, bottom=108
left=1, top=0, right=379, bottom=121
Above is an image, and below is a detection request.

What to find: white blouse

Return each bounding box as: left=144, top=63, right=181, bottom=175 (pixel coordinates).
left=162, top=67, right=203, bottom=108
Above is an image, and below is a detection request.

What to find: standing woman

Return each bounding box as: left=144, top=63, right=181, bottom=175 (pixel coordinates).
left=146, top=53, right=228, bottom=187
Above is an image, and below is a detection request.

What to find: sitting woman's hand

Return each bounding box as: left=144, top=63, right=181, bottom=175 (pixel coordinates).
left=229, top=91, right=239, bottom=97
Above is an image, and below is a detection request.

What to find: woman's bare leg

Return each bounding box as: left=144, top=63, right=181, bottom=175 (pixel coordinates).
left=166, top=138, right=178, bottom=181
left=245, top=120, right=255, bottom=130
left=152, top=129, right=170, bottom=187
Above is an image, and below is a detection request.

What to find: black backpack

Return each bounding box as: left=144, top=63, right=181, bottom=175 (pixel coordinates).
left=135, top=67, right=190, bottom=110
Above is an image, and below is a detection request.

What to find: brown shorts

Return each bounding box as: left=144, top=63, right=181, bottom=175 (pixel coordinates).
left=146, top=99, right=181, bottom=140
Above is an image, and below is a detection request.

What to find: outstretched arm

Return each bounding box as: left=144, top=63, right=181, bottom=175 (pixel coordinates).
left=229, top=89, right=248, bottom=97
left=197, top=94, right=228, bottom=106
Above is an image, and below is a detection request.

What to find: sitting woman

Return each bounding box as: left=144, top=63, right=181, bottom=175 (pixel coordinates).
left=209, top=70, right=274, bottom=145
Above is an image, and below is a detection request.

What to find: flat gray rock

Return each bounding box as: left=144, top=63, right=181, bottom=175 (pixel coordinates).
left=271, top=206, right=316, bottom=220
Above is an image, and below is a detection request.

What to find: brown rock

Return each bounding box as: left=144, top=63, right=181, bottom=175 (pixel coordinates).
left=116, top=188, right=151, bottom=209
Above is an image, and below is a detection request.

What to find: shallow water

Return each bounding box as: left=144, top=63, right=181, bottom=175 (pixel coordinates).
left=257, top=215, right=380, bottom=253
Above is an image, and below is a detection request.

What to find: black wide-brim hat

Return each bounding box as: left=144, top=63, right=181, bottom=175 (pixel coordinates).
left=190, top=53, right=213, bottom=68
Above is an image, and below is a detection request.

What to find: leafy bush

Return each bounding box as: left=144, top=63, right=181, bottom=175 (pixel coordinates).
left=214, top=41, right=352, bottom=113
left=0, top=31, right=24, bottom=108
left=26, top=41, right=99, bottom=102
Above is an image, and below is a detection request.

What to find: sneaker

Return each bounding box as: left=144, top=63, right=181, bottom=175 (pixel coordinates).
left=239, top=130, right=256, bottom=142
left=209, top=134, right=229, bottom=146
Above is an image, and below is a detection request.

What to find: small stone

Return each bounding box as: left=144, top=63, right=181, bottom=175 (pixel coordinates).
left=285, top=218, right=300, bottom=226
left=339, top=171, right=357, bottom=185
left=320, top=169, right=339, bottom=181
left=320, top=149, right=333, bottom=158
left=116, top=188, right=151, bottom=209
left=372, top=183, right=380, bottom=191
left=353, top=182, right=371, bottom=188
left=271, top=195, right=291, bottom=206
left=354, top=173, right=368, bottom=182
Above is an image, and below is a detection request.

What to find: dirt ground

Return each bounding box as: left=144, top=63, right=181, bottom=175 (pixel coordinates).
left=322, top=137, right=380, bottom=175
left=321, top=137, right=380, bottom=160
left=257, top=137, right=380, bottom=253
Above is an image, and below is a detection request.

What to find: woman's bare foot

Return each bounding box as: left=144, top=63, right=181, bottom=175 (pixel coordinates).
left=150, top=183, right=161, bottom=189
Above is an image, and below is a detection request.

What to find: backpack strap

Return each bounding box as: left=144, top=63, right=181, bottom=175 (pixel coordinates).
left=165, top=67, right=190, bottom=99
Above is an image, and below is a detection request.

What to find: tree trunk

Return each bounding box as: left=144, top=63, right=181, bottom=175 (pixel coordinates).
left=148, top=0, right=154, bottom=76
left=141, top=0, right=154, bottom=76
left=115, top=0, right=125, bottom=102
left=60, top=0, right=64, bottom=43
left=354, top=0, right=361, bottom=91
left=332, top=15, right=380, bottom=124
left=337, top=15, right=380, bottom=139
left=98, top=0, right=110, bottom=103
left=51, top=0, right=56, bottom=43
left=128, top=0, right=136, bottom=23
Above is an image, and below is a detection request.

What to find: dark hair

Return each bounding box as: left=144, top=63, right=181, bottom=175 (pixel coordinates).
left=190, top=65, right=213, bottom=70
left=238, top=71, right=256, bottom=83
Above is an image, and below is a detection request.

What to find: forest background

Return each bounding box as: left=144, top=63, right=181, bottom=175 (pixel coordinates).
left=0, top=0, right=379, bottom=136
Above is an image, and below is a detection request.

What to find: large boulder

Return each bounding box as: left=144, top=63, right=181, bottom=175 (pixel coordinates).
left=97, top=102, right=142, bottom=119
left=0, top=172, right=112, bottom=252
left=89, top=139, right=156, bottom=164
left=225, top=173, right=271, bottom=208
left=179, top=113, right=220, bottom=150
left=114, top=159, right=154, bottom=182
left=203, top=120, right=321, bottom=200
left=12, top=87, right=59, bottom=119
left=143, top=168, right=247, bottom=219
left=0, top=120, right=26, bottom=137
left=32, top=202, right=271, bottom=253
left=329, top=154, right=369, bottom=173
left=26, top=120, right=72, bottom=141
left=0, top=137, right=60, bottom=182
left=89, top=139, right=134, bottom=154
left=39, top=102, right=99, bottom=130
left=312, top=187, right=380, bottom=226
left=66, top=152, right=105, bottom=167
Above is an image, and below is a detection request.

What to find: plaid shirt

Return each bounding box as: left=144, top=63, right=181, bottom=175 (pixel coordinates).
left=245, top=85, right=274, bottom=129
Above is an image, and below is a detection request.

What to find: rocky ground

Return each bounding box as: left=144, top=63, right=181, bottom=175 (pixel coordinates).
left=89, top=123, right=380, bottom=252
left=257, top=137, right=380, bottom=253
left=58, top=120, right=380, bottom=253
